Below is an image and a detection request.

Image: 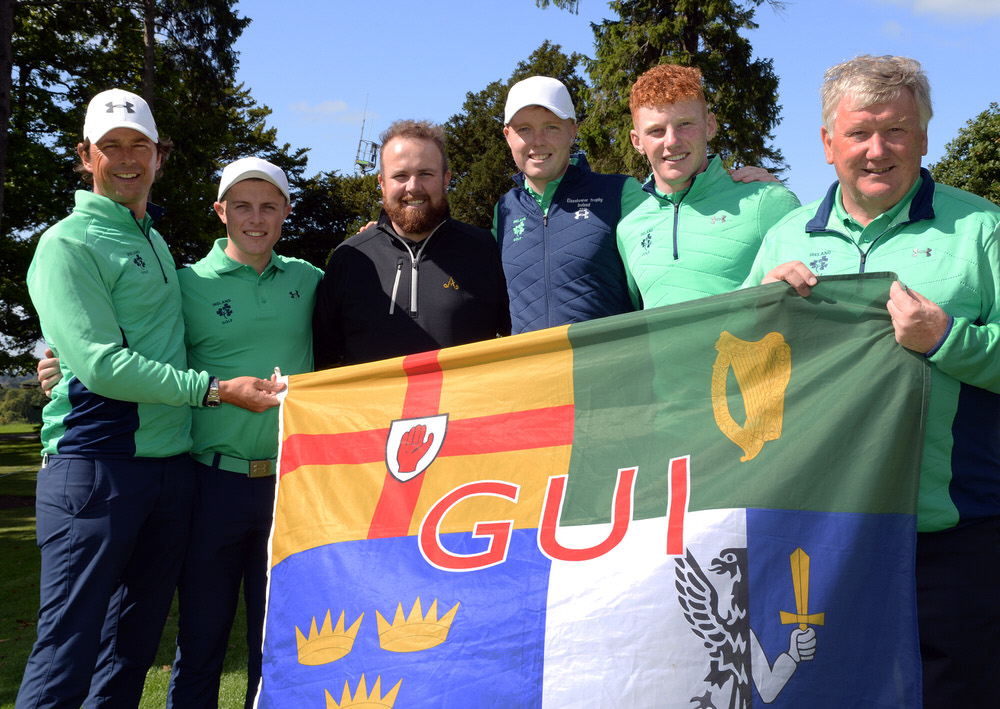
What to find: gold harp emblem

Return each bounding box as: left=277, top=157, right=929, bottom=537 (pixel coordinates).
left=711, top=331, right=791, bottom=462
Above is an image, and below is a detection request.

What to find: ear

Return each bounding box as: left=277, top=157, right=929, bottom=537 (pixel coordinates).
left=443, top=170, right=452, bottom=189
left=377, top=172, right=385, bottom=191
left=705, top=112, right=718, bottom=142
left=77, top=143, right=94, bottom=172
left=213, top=201, right=227, bottom=223
left=821, top=125, right=835, bottom=165
left=629, top=129, right=643, bottom=155
left=283, top=203, right=292, bottom=219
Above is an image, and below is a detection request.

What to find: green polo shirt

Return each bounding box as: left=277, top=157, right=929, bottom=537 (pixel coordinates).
left=180, top=239, right=322, bottom=461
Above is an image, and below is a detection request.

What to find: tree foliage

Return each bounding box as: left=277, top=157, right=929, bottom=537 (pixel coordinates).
left=445, top=41, right=587, bottom=229
left=283, top=171, right=381, bottom=268
left=540, top=0, right=787, bottom=179
left=930, top=102, right=1000, bottom=207
left=0, top=384, right=47, bottom=424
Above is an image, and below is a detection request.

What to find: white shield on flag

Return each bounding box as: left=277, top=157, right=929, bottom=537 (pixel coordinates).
left=385, top=413, right=449, bottom=482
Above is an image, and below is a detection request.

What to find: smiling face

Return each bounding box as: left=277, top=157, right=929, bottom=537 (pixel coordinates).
left=503, top=106, right=577, bottom=194
left=629, top=99, right=716, bottom=194
left=377, top=136, right=451, bottom=241
left=215, top=179, right=291, bottom=273
left=78, top=127, right=161, bottom=218
left=821, top=90, right=928, bottom=226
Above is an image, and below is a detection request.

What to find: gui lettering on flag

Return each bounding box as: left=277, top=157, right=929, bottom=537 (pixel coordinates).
left=261, top=274, right=927, bottom=708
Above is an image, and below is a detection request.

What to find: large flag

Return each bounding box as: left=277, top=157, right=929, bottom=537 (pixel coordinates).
left=261, top=274, right=927, bottom=709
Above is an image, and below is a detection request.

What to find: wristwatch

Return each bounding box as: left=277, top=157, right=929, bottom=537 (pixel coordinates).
left=204, top=376, right=221, bottom=407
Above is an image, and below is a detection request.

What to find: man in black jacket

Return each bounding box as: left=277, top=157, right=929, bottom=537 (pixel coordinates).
left=313, top=120, right=510, bottom=368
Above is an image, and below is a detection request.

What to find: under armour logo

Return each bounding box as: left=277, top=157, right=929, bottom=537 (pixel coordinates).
left=710, top=214, right=728, bottom=224
left=289, top=290, right=300, bottom=299
left=574, top=208, right=590, bottom=220
left=913, top=248, right=932, bottom=258
left=105, top=101, right=135, bottom=114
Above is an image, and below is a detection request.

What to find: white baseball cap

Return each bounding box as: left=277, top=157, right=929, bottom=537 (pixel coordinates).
left=217, top=157, right=290, bottom=202
left=504, top=76, right=576, bottom=125
left=84, top=88, right=159, bottom=144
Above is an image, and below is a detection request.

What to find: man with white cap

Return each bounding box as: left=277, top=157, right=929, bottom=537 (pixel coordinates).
left=20, top=90, right=283, bottom=708
left=495, top=75, right=776, bottom=333
left=166, top=157, right=322, bottom=708
left=496, top=76, right=641, bottom=334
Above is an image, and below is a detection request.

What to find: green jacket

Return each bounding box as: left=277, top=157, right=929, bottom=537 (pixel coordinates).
left=617, top=156, right=800, bottom=308
left=745, top=170, right=1000, bottom=532
left=27, top=191, right=209, bottom=457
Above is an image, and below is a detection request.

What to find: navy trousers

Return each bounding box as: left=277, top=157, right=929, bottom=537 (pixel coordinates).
left=916, top=515, right=1000, bottom=708
left=16, top=455, right=195, bottom=709
left=166, top=460, right=276, bottom=709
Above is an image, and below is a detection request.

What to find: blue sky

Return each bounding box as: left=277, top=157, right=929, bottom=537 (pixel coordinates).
left=232, top=0, right=1000, bottom=203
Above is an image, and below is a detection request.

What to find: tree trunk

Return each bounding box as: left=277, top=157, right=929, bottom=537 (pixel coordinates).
left=0, top=0, right=15, bottom=227
left=141, top=0, right=155, bottom=106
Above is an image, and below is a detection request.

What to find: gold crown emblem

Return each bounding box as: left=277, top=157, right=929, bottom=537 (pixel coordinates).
left=325, top=674, right=401, bottom=709
left=376, top=597, right=460, bottom=653
left=296, top=610, right=364, bottom=666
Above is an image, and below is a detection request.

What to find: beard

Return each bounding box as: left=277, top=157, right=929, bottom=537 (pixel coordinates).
left=384, top=191, right=449, bottom=237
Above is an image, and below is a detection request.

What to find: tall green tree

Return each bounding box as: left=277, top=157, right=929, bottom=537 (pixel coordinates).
left=445, top=41, right=587, bottom=229
left=1, top=0, right=305, bottom=374
left=930, top=102, right=1000, bottom=207
left=539, top=0, right=787, bottom=179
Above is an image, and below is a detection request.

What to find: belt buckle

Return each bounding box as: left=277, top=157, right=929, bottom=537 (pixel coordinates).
left=249, top=460, right=271, bottom=478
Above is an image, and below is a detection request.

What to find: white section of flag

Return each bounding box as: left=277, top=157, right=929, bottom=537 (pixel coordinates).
left=542, top=508, right=747, bottom=708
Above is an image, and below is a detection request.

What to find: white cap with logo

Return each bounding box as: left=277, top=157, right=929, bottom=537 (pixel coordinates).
left=217, top=156, right=291, bottom=202
left=504, top=76, right=576, bottom=125
left=84, top=88, right=159, bottom=144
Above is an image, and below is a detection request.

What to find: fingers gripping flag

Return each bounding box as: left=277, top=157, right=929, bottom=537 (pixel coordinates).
left=261, top=274, right=927, bottom=708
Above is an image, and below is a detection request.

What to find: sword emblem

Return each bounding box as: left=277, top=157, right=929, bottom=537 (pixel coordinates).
left=779, top=547, right=825, bottom=629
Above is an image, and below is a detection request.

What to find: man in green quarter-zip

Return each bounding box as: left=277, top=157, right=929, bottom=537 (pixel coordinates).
left=744, top=55, right=1000, bottom=708
left=19, top=89, right=283, bottom=709
left=616, top=63, right=800, bottom=308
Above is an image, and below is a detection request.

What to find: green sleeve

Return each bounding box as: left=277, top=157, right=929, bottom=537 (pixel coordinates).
left=618, top=178, right=646, bottom=309
left=927, top=224, right=1000, bottom=393
left=757, top=184, right=801, bottom=236
left=741, top=230, right=780, bottom=289
left=29, top=232, right=209, bottom=407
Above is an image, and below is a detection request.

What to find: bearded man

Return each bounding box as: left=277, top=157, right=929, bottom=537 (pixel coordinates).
left=312, top=120, right=510, bottom=367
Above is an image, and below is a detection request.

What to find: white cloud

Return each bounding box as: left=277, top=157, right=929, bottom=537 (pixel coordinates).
left=289, top=100, right=376, bottom=126
left=880, top=19, right=908, bottom=38
left=879, top=0, right=1000, bottom=18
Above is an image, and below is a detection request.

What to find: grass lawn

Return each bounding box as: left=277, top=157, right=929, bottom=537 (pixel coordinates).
left=0, top=427, right=251, bottom=708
